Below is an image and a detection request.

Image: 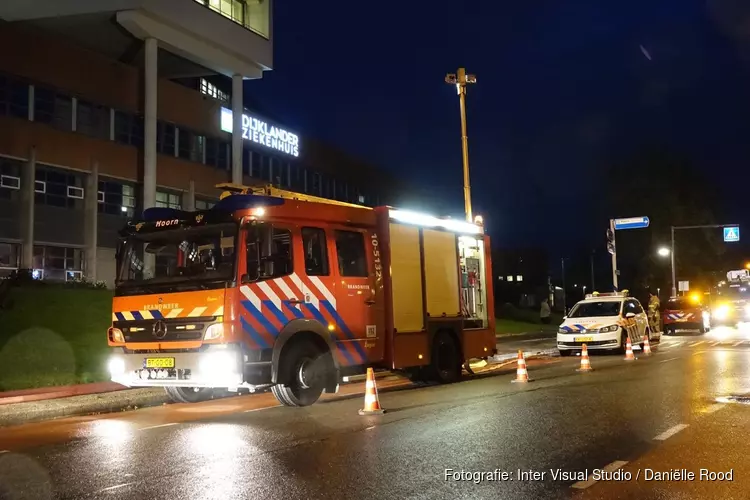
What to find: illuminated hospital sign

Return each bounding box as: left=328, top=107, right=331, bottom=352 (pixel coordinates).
left=220, top=108, right=300, bottom=157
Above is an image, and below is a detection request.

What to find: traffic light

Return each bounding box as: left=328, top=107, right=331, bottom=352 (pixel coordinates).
left=606, top=228, right=616, bottom=255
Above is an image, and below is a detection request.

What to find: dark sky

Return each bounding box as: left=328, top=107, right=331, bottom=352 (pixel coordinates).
left=248, top=0, right=750, bottom=258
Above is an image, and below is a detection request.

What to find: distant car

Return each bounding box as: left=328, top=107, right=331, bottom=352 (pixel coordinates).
left=662, top=296, right=709, bottom=335
left=711, top=284, right=750, bottom=327
left=557, top=291, right=654, bottom=356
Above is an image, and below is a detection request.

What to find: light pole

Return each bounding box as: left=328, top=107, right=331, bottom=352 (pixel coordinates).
left=445, top=68, right=477, bottom=223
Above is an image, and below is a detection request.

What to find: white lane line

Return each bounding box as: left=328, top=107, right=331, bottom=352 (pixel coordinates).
left=96, top=482, right=136, bottom=493
left=689, top=341, right=704, bottom=347
left=0, top=450, right=8, bottom=454
left=653, top=423, right=688, bottom=441
left=659, top=357, right=679, bottom=363
left=244, top=406, right=276, bottom=413
left=733, top=341, right=744, bottom=347
left=704, top=404, right=724, bottom=415
left=138, top=422, right=178, bottom=431
left=710, top=341, right=721, bottom=347
left=671, top=342, right=683, bottom=348
left=571, top=460, right=628, bottom=489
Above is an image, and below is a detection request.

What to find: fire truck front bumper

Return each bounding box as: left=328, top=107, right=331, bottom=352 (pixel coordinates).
left=107, top=347, right=244, bottom=388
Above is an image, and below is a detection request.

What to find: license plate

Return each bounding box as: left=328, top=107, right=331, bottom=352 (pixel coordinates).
left=574, top=336, right=594, bottom=342
left=145, top=357, right=175, bottom=369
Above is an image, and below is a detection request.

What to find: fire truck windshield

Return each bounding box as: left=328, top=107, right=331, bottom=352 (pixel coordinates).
left=116, top=223, right=237, bottom=293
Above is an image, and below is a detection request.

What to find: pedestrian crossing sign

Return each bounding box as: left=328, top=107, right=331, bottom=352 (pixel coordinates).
left=723, top=226, right=740, bottom=243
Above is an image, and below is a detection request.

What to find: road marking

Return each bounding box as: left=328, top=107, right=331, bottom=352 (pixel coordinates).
left=571, top=460, right=628, bottom=489
left=365, top=425, right=376, bottom=431
left=138, top=423, right=178, bottom=431
left=710, top=341, right=720, bottom=347
left=733, top=341, right=744, bottom=347
left=653, top=423, right=688, bottom=441
left=518, top=338, right=550, bottom=343
left=0, top=450, right=8, bottom=454
left=96, top=483, right=136, bottom=493
left=671, top=342, right=683, bottom=347
left=244, top=406, right=276, bottom=413
left=689, top=341, right=704, bottom=347
left=659, top=357, right=679, bottom=363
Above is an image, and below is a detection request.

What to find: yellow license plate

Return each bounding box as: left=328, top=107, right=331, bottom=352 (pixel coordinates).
left=574, top=336, right=594, bottom=342
left=145, top=358, right=175, bottom=369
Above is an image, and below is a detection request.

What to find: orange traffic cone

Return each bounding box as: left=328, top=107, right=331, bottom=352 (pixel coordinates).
left=358, top=367, right=386, bottom=415
left=577, top=344, right=593, bottom=372
left=642, top=335, right=652, bottom=355
left=624, top=336, right=636, bottom=361
left=511, top=350, right=532, bottom=383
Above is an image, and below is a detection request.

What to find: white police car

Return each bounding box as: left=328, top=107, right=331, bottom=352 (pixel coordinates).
left=557, top=292, right=655, bottom=356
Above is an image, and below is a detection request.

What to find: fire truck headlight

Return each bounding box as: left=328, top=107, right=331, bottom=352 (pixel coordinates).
left=204, top=323, right=224, bottom=341
left=199, top=351, right=235, bottom=375
left=108, top=327, right=125, bottom=343
left=108, top=356, right=126, bottom=377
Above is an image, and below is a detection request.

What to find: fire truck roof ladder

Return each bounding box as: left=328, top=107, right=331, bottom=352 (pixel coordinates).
left=216, top=183, right=371, bottom=210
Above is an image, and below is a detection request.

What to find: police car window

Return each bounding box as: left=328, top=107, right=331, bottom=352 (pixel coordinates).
left=568, top=301, right=621, bottom=318
left=302, top=227, right=329, bottom=276
left=334, top=230, right=368, bottom=277
left=628, top=300, right=644, bottom=314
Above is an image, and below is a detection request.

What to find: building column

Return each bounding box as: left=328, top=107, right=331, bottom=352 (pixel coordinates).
left=232, top=73, right=243, bottom=185
left=84, top=160, right=99, bottom=282
left=143, top=37, right=158, bottom=277
left=19, top=146, right=36, bottom=272
left=184, top=180, right=196, bottom=212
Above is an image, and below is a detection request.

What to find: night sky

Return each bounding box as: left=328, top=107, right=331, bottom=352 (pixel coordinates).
left=248, top=0, right=750, bottom=258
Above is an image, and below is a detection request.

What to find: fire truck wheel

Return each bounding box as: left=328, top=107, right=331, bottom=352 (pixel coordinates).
left=272, top=340, right=327, bottom=407
left=428, top=331, right=461, bottom=384
left=164, top=386, right=214, bottom=404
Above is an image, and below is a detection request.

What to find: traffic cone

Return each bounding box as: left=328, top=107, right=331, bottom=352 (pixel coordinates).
left=577, top=344, right=593, bottom=372
left=642, top=335, right=652, bottom=355
left=511, top=350, right=532, bottom=383
left=624, top=336, right=636, bottom=361
left=358, top=367, right=385, bottom=415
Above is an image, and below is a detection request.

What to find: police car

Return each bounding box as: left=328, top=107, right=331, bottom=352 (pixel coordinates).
left=557, top=291, right=655, bottom=355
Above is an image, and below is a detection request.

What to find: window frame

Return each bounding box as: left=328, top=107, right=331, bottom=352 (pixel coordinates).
left=301, top=227, right=330, bottom=277
left=334, top=230, right=369, bottom=278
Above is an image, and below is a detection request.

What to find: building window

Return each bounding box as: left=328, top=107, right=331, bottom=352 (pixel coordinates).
left=33, top=245, right=84, bottom=281
left=193, top=0, right=269, bottom=38
left=357, top=194, right=366, bottom=204
left=157, top=121, right=176, bottom=156
left=290, top=164, right=305, bottom=192
left=242, top=148, right=252, bottom=176
left=199, top=78, right=228, bottom=102
left=259, top=155, right=271, bottom=182
left=0, top=242, right=19, bottom=275
left=0, top=75, right=29, bottom=119
left=0, top=157, right=22, bottom=201
left=195, top=199, right=216, bottom=211
left=156, top=190, right=181, bottom=209
left=516, top=275, right=523, bottom=282
left=301, top=227, right=329, bottom=276
left=98, top=180, right=136, bottom=216
left=334, top=230, right=368, bottom=277
left=206, top=138, right=229, bottom=169
left=35, top=166, right=84, bottom=209
left=76, top=100, right=110, bottom=140
left=336, top=181, right=348, bottom=202
left=507, top=276, right=513, bottom=282
left=311, top=172, right=321, bottom=196
left=178, top=129, right=205, bottom=163
left=34, top=87, right=73, bottom=131
left=114, top=111, right=144, bottom=147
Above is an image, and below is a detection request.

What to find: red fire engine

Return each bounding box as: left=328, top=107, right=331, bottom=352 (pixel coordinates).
left=107, top=184, right=496, bottom=406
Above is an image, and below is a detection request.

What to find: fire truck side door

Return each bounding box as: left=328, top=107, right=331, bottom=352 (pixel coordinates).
left=330, top=227, right=384, bottom=365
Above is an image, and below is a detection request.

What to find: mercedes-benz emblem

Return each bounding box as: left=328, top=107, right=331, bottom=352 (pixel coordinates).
left=153, top=320, right=168, bottom=339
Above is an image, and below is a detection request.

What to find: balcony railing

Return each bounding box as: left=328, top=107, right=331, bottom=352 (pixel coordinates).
left=193, top=0, right=270, bottom=39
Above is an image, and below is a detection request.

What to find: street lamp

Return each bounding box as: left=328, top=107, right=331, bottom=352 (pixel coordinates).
left=657, top=247, right=670, bottom=257
left=445, top=68, right=477, bottom=223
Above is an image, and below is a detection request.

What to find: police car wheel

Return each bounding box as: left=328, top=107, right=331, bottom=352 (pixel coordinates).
left=617, top=331, right=628, bottom=354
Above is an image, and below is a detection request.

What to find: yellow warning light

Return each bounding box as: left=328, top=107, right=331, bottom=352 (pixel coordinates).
left=327, top=324, right=335, bottom=331
left=418, top=354, right=423, bottom=360
left=690, top=292, right=701, bottom=303
left=483, top=347, right=488, bottom=352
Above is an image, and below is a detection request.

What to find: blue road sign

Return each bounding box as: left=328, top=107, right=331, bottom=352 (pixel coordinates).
left=724, top=226, right=740, bottom=243
left=614, top=216, right=650, bottom=230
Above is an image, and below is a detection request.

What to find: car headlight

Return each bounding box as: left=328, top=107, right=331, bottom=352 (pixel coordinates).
left=713, top=305, right=730, bottom=320
left=598, top=325, right=619, bottom=333
left=108, top=327, right=125, bottom=343
left=204, top=323, right=224, bottom=341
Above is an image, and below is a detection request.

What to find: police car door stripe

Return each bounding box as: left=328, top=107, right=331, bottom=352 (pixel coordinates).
left=240, top=285, right=262, bottom=311
left=188, top=307, right=207, bottom=317
left=166, top=309, right=182, bottom=319
left=257, top=281, right=282, bottom=311
left=242, top=300, right=278, bottom=335
left=320, top=301, right=367, bottom=362
left=239, top=315, right=269, bottom=349
left=309, top=276, right=336, bottom=309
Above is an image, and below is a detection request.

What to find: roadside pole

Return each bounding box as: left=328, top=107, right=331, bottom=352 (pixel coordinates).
left=607, top=216, right=650, bottom=292
left=670, top=226, right=677, bottom=297
left=609, top=219, right=618, bottom=291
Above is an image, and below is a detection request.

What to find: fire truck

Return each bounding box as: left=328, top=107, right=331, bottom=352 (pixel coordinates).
left=106, top=184, right=496, bottom=406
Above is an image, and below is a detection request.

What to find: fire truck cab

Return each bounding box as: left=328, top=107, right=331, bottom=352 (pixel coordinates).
left=107, top=184, right=496, bottom=406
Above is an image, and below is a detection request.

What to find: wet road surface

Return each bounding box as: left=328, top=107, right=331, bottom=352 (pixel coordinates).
left=1, top=329, right=750, bottom=499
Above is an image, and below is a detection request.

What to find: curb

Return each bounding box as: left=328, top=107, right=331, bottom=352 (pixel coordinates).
left=0, top=382, right=127, bottom=406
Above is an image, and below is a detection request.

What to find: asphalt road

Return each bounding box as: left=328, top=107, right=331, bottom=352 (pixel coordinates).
left=1, top=327, right=750, bottom=499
